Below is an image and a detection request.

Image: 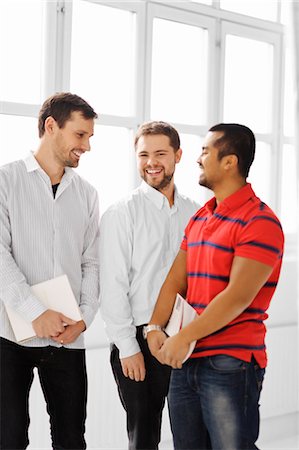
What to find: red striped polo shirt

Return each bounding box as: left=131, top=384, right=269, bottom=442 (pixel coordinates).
left=181, top=183, right=284, bottom=368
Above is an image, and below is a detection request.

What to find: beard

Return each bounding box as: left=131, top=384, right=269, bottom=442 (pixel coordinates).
left=198, top=173, right=213, bottom=190
left=142, top=170, right=174, bottom=192
left=65, top=158, right=79, bottom=168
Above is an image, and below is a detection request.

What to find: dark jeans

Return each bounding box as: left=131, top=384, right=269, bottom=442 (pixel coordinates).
left=168, top=355, right=265, bottom=450
left=110, top=325, right=171, bottom=450
left=0, top=337, right=87, bottom=450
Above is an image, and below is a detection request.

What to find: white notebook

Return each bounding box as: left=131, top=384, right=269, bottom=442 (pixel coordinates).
left=164, top=293, right=198, bottom=363
left=5, top=274, right=82, bottom=343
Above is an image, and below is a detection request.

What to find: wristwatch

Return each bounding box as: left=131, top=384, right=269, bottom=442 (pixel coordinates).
left=143, top=324, right=164, bottom=339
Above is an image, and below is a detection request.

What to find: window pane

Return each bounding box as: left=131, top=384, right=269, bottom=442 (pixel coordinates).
left=151, top=18, right=208, bottom=125
left=0, top=0, right=44, bottom=103
left=0, top=115, right=38, bottom=166
left=247, top=142, right=272, bottom=206
left=283, top=48, right=295, bottom=137
left=175, top=134, right=210, bottom=205
left=223, top=35, right=273, bottom=134
left=280, top=145, right=298, bottom=234
left=220, top=0, right=278, bottom=22
left=77, top=125, right=135, bottom=214
left=70, top=1, right=136, bottom=117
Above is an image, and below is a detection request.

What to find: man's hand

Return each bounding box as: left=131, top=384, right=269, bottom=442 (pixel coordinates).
left=51, top=320, right=86, bottom=345
left=32, top=310, right=76, bottom=338
left=157, top=333, right=190, bottom=369
left=147, top=330, right=167, bottom=359
left=120, top=352, right=146, bottom=382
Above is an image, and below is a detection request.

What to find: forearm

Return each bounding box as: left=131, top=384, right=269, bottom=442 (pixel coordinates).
left=179, top=256, right=274, bottom=346
left=79, top=264, right=100, bottom=327
left=0, top=189, right=46, bottom=321
left=0, top=248, right=46, bottom=321
left=179, top=286, right=252, bottom=345
left=100, top=298, right=140, bottom=357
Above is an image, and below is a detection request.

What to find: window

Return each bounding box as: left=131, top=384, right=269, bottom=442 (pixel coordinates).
left=1, top=0, right=296, bottom=220
left=77, top=125, right=135, bottom=213
left=70, top=1, right=136, bottom=117
left=0, top=0, right=45, bottom=104
left=223, top=34, right=274, bottom=134
left=0, top=115, right=38, bottom=166
left=151, top=18, right=208, bottom=125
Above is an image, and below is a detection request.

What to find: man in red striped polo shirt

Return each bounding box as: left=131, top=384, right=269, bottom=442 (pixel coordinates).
left=146, top=123, right=284, bottom=450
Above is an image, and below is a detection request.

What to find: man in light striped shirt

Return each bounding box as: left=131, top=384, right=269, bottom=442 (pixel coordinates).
left=0, top=93, right=100, bottom=450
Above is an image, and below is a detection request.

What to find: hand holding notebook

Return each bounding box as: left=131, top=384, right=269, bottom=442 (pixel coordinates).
left=4, top=275, right=82, bottom=342
left=164, top=293, right=198, bottom=363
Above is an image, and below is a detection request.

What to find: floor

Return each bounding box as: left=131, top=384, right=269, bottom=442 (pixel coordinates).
left=160, top=435, right=299, bottom=450
left=258, top=435, right=299, bottom=450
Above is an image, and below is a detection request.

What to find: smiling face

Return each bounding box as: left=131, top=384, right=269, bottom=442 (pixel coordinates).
left=136, top=134, right=182, bottom=192
left=49, top=111, right=94, bottom=168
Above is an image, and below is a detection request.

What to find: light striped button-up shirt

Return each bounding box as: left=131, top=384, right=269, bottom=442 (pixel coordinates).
left=99, top=181, right=199, bottom=358
left=0, top=153, right=100, bottom=348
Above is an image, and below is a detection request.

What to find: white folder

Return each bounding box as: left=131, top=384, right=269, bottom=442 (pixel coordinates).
left=5, top=274, right=82, bottom=343
left=164, top=293, right=198, bottom=363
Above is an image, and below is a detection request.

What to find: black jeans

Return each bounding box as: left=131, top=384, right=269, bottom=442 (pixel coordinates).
left=0, top=337, right=87, bottom=450
left=110, top=326, right=171, bottom=450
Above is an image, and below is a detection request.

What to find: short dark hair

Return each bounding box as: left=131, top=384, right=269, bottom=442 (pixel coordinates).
left=134, top=121, right=180, bottom=151
left=38, top=92, right=98, bottom=137
left=209, top=123, right=255, bottom=178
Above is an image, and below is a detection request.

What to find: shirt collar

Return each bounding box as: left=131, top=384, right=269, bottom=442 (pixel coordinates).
left=205, top=183, right=256, bottom=214
left=23, top=152, right=40, bottom=172
left=23, top=152, right=75, bottom=183
left=140, top=180, right=178, bottom=210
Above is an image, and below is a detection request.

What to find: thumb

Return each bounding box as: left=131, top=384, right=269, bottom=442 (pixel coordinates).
left=60, top=314, right=77, bottom=325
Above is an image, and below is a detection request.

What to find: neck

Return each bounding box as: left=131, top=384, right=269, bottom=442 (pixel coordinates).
left=34, top=145, right=64, bottom=185
left=214, top=179, right=247, bottom=205
left=159, top=182, right=175, bottom=207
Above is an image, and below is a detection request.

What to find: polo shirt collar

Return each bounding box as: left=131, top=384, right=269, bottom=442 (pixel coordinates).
left=140, top=180, right=178, bottom=210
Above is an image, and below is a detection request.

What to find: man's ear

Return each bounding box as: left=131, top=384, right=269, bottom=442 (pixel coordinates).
left=44, top=116, right=57, bottom=135
left=175, top=148, right=183, bottom=164
left=224, top=154, right=238, bottom=171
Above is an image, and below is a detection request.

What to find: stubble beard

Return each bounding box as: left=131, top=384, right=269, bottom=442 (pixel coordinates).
left=144, top=171, right=174, bottom=192
left=199, top=174, right=213, bottom=191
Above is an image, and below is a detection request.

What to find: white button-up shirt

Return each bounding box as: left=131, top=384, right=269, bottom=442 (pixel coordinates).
left=99, top=181, right=199, bottom=358
left=0, top=153, right=100, bottom=348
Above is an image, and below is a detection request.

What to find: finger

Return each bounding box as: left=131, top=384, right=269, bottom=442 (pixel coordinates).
left=139, top=367, right=146, bottom=382
left=134, top=371, right=140, bottom=382
left=128, top=370, right=134, bottom=380
left=60, top=314, right=76, bottom=326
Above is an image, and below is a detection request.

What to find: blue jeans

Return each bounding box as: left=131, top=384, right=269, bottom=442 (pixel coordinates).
left=0, top=337, right=87, bottom=450
left=168, top=355, right=265, bottom=450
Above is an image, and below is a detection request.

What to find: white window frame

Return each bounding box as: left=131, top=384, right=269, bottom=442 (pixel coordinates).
left=145, top=2, right=217, bottom=137
left=219, top=20, right=283, bottom=211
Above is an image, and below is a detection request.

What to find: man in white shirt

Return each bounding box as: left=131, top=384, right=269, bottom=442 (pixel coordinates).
left=99, top=121, right=199, bottom=450
left=0, top=93, right=100, bottom=450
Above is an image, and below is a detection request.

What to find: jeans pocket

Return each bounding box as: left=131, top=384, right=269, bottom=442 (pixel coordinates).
left=208, top=354, right=248, bottom=372
left=254, top=364, right=265, bottom=392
